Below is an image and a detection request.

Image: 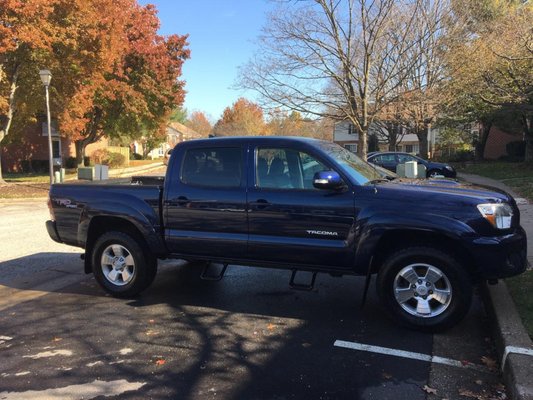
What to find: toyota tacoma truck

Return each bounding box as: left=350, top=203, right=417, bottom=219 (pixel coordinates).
left=46, top=137, right=528, bottom=331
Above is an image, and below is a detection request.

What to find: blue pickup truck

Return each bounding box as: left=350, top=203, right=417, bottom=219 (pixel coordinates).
left=46, top=136, right=527, bottom=331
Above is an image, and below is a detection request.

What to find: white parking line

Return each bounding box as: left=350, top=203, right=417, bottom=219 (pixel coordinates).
left=334, top=340, right=491, bottom=373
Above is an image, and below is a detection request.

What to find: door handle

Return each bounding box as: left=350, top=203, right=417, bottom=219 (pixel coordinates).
left=176, top=196, right=190, bottom=206
left=250, top=199, right=270, bottom=210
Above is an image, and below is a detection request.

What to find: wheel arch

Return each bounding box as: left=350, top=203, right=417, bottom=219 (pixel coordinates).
left=366, top=229, right=479, bottom=281
left=83, top=216, right=161, bottom=274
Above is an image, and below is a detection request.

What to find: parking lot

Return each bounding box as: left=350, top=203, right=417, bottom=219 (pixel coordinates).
left=0, top=199, right=507, bottom=399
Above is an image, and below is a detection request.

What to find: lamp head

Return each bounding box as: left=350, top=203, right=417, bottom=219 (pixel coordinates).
left=39, top=69, right=52, bottom=87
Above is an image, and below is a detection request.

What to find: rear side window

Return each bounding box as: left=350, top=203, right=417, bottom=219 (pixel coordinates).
left=372, top=154, right=395, bottom=163
left=181, top=147, right=242, bottom=187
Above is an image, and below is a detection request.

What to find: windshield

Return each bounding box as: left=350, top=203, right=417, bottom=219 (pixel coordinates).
left=316, top=142, right=383, bottom=185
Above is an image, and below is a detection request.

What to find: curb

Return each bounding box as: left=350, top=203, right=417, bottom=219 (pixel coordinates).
left=481, top=281, right=533, bottom=400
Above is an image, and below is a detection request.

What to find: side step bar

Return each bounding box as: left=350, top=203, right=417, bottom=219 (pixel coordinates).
left=200, top=263, right=228, bottom=281
left=289, top=269, right=317, bottom=291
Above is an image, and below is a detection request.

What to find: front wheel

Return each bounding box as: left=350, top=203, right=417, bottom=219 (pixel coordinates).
left=92, top=231, right=157, bottom=298
left=376, top=247, right=472, bottom=332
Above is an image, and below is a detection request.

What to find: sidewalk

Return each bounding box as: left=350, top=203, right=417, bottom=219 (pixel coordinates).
left=458, top=173, right=533, bottom=400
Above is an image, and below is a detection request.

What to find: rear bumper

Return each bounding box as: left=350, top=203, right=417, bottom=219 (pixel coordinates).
left=463, top=226, right=528, bottom=280
left=46, top=220, right=62, bottom=244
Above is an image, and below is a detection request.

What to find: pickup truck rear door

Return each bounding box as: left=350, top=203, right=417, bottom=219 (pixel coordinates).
left=246, top=143, right=356, bottom=269
left=163, top=143, right=248, bottom=259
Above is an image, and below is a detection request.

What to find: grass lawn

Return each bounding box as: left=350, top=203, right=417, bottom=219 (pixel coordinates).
left=455, top=161, right=533, bottom=338
left=506, top=271, right=533, bottom=340
left=455, top=161, right=533, bottom=201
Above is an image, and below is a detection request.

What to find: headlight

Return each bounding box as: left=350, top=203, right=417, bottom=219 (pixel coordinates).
left=477, top=203, right=513, bottom=229
left=445, top=165, right=454, bottom=171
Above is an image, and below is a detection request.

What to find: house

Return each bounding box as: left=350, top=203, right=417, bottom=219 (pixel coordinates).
left=483, top=125, right=522, bottom=160
left=1, top=119, right=108, bottom=173
left=131, top=121, right=202, bottom=159
left=333, top=121, right=440, bottom=156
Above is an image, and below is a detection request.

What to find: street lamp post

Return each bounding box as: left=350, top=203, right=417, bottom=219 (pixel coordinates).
left=39, top=69, right=54, bottom=185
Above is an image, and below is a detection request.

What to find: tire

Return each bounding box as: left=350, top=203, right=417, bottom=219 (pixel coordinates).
left=427, top=169, right=440, bottom=178
left=376, top=247, right=472, bottom=332
left=92, top=231, right=157, bottom=298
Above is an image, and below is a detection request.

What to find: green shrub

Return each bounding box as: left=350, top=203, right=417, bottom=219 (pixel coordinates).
left=89, top=149, right=127, bottom=168
left=107, top=152, right=126, bottom=168
left=131, top=152, right=143, bottom=160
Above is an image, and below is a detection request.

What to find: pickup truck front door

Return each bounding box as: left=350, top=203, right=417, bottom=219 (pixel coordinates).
left=247, top=146, right=356, bottom=270
left=164, top=145, right=248, bottom=259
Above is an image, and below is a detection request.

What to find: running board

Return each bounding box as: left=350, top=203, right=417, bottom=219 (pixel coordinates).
left=289, top=270, right=317, bottom=291
left=200, top=263, right=228, bottom=281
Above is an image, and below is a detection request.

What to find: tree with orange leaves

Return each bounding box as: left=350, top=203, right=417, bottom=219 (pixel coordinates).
left=0, top=0, right=60, bottom=181
left=52, top=0, right=189, bottom=165
left=186, top=111, right=212, bottom=136
left=0, top=0, right=190, bottom=174
left=213, top=98, right=265, bottom=136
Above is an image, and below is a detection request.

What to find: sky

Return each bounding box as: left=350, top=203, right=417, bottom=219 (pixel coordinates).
left=139, top=0, right=275, bottom=122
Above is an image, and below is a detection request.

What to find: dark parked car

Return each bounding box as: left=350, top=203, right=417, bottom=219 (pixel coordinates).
left=367, top=152, right=456, bottom=178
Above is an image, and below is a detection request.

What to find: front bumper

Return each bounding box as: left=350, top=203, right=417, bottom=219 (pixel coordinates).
left=463, top=226, right=528, bottom=280
left=46, top=220, right=62, bottom=244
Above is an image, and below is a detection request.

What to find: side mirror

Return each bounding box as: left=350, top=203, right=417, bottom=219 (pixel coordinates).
left=313, top=171, right=345, bottom=190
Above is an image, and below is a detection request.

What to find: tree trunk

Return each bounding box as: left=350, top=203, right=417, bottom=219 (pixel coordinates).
left=524, top=115, right=533, bottom=163
left=75, top=141, right=86, bottom=167
left=0, top=151, right=5, bottom=184
left=475, top=120, right=492, bottom=161
left=358, top=129, right=368, bottom=159
left=388, top=123, right=398, bottom=151
left=417, top=125, right=429, bottom=159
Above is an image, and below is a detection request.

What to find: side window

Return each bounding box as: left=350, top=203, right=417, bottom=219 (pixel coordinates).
left=256, top=148, right=328, bottom=190
left=181, top=147, right=241, bottom=187
left=372, top=154, right=395, bottom=164
left=397, top=154, right=415, bottom=163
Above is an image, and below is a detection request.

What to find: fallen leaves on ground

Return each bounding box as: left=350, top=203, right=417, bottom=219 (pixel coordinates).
left=422, top=385, right=437, bottom=395
left=480, top=356, right=498, bottom=371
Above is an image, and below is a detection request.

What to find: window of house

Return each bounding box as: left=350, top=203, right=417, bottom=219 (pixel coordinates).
left=41, top=122, right=59, bottom=137
left=348, top=124, right=355, bottom=135
left=52, top=139, right=61, bottom=158
left=256, top=148, right=328, bottom=190
left=404, top=144, right=420, bottom=154
left=181, top=147, right=241, bottom=187
left=344, top=144, right=358, bottom=153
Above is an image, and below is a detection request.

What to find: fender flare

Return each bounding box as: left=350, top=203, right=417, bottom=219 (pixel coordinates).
left=353, top=211, right=476, bottom=272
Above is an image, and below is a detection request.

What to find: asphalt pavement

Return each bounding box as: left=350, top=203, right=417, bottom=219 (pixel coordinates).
left=0, top=198, right=506, bottom=399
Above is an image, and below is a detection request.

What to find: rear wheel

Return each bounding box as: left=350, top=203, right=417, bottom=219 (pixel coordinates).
left=376, top=247, right=472, bottom=332
left=92, top=231, right=157, bottom=298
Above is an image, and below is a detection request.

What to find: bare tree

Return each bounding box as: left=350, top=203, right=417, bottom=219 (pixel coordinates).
left=397, top=0, right=452, bottom=159
left=239, top=0, right=422, bottom=159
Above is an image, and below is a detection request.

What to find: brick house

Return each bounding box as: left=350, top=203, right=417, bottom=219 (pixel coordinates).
left=1, top=119, right=108, bottom=173
left=483, top=125, right=522, bottom=160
